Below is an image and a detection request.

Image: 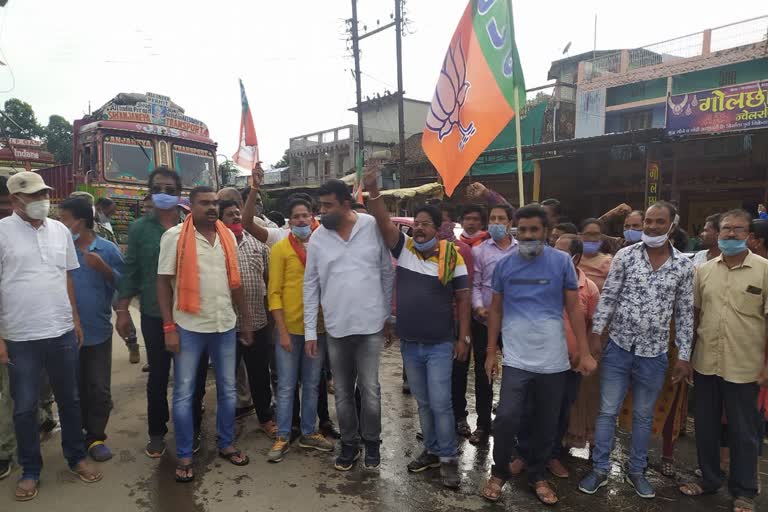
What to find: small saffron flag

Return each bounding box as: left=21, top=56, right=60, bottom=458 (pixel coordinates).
left=232, top=79, right=260, bottom=170
left=422, top=0, right=526, bottom=196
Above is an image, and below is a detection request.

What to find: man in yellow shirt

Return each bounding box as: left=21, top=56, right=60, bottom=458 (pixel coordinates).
left=267, top=198, right=333, bottom=462
left=680, top=209, right=768, bottom=512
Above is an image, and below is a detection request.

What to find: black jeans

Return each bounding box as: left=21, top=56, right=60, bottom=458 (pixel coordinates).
left=236, top=326, right=274, bottom=424
left=517, top=370, right=581, bottom=461
left=694, top=372, right=761, bottom=499
left=79, top=338, right=113, bottom=446
left=471, top=320, right=501, bottom=431
left=142, top=315, right=207, bottom=438
left=452, top=356, right=469, bottom=425
left=492, top=366, right=566, bottom=484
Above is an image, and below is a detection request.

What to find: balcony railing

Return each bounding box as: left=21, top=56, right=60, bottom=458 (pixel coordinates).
left=581, top=15, right=768, bottom=83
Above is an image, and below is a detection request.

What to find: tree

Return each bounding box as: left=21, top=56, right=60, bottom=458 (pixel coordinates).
left=44, top=115, right=73, bottom=164
left=218, top=159, right=239, bottom=186
left=0, top=98, right=42, bottom=139
left=273, top=149, right=290, bottom=168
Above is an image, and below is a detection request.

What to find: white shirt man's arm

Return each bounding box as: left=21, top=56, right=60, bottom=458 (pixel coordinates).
left=378, top=229, right=394, bottom=320
left=303, top=239, right=321, bottom=342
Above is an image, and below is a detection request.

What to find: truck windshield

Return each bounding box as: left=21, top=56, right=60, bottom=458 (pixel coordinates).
left=172, top=145, right=216, bottom=189
left=103, top=136, right=155, bottom=184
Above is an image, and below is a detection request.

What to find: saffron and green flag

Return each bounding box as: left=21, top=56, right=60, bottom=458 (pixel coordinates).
left=422, top=0, right=526, bottom=196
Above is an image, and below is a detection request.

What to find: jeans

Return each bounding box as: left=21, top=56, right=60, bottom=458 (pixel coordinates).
left=471, top=319, right=500, bottom=431
left=694, top=372, right=761, bottom=499
left=173, top=327, right=237, bottom=459
left=491, top=366, right=566, bottom=483
left=327, top=331, right=384, bottom=445
left=0, top=366, right=14, bottom=460
left=592, top=340, right=668, bottom=474
left=236, top=327, right=274, bottom=424
left=79, top=338, right=113, bottom=446
left=401, top=341, right=458, bottom=460
left=141, top=315, right=207, bottom=439
left=518, top=370, right=582, bottom=461
left=451, top=356, right=469, bottom=426
left=275, top=334, right=326, bottom=438
left=6, top=331, right=86, bottom=480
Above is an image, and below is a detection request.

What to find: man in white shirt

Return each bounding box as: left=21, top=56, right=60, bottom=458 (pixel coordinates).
left=303, top=179, right=394, bottom=472
left=0, top=172, right=102, bottom=501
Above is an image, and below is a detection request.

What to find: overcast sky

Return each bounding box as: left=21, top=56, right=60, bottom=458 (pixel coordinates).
left=1, top=0, right=761, bottom=165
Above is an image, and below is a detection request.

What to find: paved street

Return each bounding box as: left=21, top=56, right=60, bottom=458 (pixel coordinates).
left=1, top=308, right=766, bottom=511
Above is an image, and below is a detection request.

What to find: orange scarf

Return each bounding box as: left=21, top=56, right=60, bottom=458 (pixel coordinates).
left=287, top=218, right=320, bottom=267
left=460, top=231, right=490, bottom=247
left=176, top=216, right=241, bottom=314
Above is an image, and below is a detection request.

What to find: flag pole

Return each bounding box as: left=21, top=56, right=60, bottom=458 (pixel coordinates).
left=513, top=85, right=525, bottom=206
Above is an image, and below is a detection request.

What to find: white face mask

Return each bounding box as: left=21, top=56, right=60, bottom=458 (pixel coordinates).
left=641, top=232, right=668, bottom=248
left=24, top=199, right=51, bottom=220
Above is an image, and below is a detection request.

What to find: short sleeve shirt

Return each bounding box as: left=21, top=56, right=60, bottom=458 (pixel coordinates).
left=392, top=233, right=469, bottom=343
left=492, top=246, right=578, bottom=374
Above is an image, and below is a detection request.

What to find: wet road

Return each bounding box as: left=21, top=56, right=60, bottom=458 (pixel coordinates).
left=1, top=309, right=766, bottom=511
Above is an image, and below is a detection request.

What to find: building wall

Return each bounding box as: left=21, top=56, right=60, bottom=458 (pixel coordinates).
left=672, top=58, right=768, bottom=94
left=605, top=104, right=666, bottom=133
left=606, top=78, right=667, bottom=106
left=360, top=100, right=429, bottom=143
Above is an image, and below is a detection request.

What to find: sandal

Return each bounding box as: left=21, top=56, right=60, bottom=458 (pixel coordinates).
left=679, top=482, right=718, bottom=497
left=260, top=420, right=277, bottom=439
left=175, top=463, right=194, bottom=483
left=531, top=480, right=559, bottom=506
left=219, top=449, right=250, bottom=466
left=733, top=497, right=755, bottom=512
left=15, top=479, right=39, bottom=502
left=661, top=457, right=676, bottom=477
left=69, top=461, right=103, bottom=484
left=482, top=476, right=505, bottom=502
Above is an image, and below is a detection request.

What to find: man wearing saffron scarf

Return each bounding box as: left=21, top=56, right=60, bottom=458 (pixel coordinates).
left=157, top=186, right=253, bottom=483
left=459, top=205, right=490, bottom=248
left=365, top=165, right=470, bottom=488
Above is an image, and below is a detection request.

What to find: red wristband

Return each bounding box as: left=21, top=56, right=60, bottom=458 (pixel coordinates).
left=163, top=322, right=176, bottom=333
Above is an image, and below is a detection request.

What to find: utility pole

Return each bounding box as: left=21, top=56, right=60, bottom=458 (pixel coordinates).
left=394, top=0, right=406, bottom=177
left=350, top=0, right=365, bottom=160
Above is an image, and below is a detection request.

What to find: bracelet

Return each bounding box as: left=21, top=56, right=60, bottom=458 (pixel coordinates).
left=368, top=193, right=382, bottom=201
left=163, top=322, right=176, bottom=333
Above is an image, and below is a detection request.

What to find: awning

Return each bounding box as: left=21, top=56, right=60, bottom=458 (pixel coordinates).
left=362, top=182, right=443, bottom=200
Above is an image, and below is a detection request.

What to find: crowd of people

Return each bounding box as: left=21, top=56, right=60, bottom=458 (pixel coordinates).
left=0, top=166, right=766, bottom=511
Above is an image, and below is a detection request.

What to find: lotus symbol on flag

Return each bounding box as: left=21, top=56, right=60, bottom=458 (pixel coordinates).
left=425, top=38, right=477, bottom=151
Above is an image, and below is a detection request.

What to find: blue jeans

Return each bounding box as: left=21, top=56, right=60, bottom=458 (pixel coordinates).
left=173, top=327, right=236, bottom=459
left=275, top=334, right=326, bottom=438
left=6, top=331, right=86, bottom=480
left=592, top=340, right=668, bottom=474
left=401, top=340, right=457, bottom=460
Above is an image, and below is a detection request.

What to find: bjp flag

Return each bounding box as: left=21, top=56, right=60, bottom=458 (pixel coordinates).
left=422, top=0, right=526, bottom=196
left=233, top=79, right=260, bottom=170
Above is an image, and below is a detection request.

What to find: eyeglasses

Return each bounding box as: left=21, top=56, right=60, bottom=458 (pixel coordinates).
left=413, top=221, right=435, bottom=229
left=720, top=226, right=749, bottom=235
left=150, top=186, right=178, bottom=195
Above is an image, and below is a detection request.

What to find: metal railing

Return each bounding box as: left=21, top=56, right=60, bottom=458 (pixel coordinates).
left=582, top=15, right=768, bottom=82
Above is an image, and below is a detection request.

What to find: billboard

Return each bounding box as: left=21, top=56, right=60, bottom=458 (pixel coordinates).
left=666, top=80, right=768, bottom=136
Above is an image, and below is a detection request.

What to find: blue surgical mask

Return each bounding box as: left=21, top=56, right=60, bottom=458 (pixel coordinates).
left=151, top=193, right=179, bottom=210
left=718, top=238, right=748, bottom=256
left=488, top=224, right=508, bottom=242
left=414, top=237, right=437, bottom=252
left=71, top=231, right=80, bottom=242
left=624, top=229, right=643, bottom=243
left=583, top=241, right=602, bottom=255
left=291, top=224, right=312, bottom=240
left=518, top=240, right=544, bottom=259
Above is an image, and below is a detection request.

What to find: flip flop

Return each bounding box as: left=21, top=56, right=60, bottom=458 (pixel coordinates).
left=69, top=465, right=103, bottom=484
left=15, top=479, right=39, bottom=502
left=219, top=450, right=249, bottom=466
left=482, top=476, right=505, bottom=502
left=175, top=463, right=194, bottom=483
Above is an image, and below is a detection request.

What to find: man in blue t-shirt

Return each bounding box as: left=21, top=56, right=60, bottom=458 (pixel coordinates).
left=481, top=204, right=596, bottom=506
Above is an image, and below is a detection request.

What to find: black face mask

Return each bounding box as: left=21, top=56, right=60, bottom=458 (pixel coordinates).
left=320, top=211, right=343, bottom=231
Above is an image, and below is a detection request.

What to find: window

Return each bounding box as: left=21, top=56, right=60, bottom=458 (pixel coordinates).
left=172, top=145, right=216, bottom=188
left=103, top=136, right=155, bottom=184
left=630, top=82, right=646, bottom=98
left=719, top=70, right=737, bottom=86
left=621, top=110, right=653, bottom=131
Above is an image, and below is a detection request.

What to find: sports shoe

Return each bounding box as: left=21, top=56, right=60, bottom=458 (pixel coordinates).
left=145, top=436, right=166, bottom=458
left=364, top=441, right=380, bottom=469
left=299, top=432, right=334, bottom=452
left=335, top=444, right=361, bottom=471
left=267, top=437, right=290, bottom=463
left=578, top=470, right=608, bottom=495
left=626, top=472, right=655, bottom=499
left=440, top=460, right=461, bottom=489
left=88, top=441, right=113, bottom=462
left=456, top=419, right=471, bottom=438
left=407, top=450, right=441, bottom=473
left=0, top=459, right=11, bottom=480
left=128, top=343, right=140, bottom=364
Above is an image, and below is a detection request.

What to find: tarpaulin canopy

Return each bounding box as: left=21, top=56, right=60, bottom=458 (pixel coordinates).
left=362, top=182, right=443, bottom=200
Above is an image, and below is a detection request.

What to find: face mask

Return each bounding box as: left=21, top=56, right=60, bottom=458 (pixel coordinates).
left=462, top=229, right=482, bottom=239
left=292, top=224, right=312, bottom=239
left=488, top=224, right=508, bottom=242
left=151, top=193, right=179, bottom=211
left=624, top=229, right=643, bottom=243
left=414, top=236, right=437, bottom=253
left=582, top=241, right=602, bottom=255
left=71, top=231, right=80, bottom=241
left=642, top=232, right=669, bottom=248
left=718, top=238, right=748, bottom=256
left=24, top=199, right=51, bottom=220
left=228, top=223, right=244, bottom=238
left=518, top=240, right=544, bottom=259
left=320, top=211, right=342, bottom=231
left=437, top=221, right=456, bottom=242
